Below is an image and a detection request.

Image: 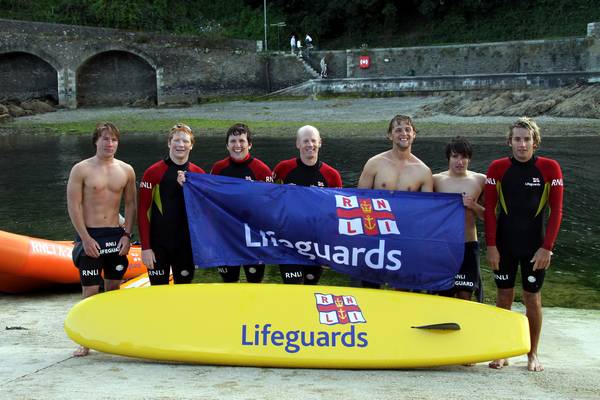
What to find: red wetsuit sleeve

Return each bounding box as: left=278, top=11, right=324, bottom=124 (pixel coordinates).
left=320, top=162, right=343, bottom=188
left=188, top=163, right=206, bottom=174
left=538, top=158, right=564, bottom=250
left=273, top=158, right=296, bottom=183
left=250, top=158, right=273, bottom=182
left=484, top=158, right=510, bottom=247
left=137, top=161, right=168, bottom=250
left=210, top=158, right=228, bottom=175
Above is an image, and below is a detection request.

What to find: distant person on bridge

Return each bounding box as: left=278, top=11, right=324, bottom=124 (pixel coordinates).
left=290, top=35, right=296, bottom=55
left=320, top=56, right=328, bottom=78
left=67, top=122, right=137, bottom=357
left=484, top=117, right=564, bottom=372
left=305, top=33, right=313, bottom=56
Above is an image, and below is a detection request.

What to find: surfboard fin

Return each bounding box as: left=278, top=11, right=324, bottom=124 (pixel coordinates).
left=411, top=323, right=461, bottom=330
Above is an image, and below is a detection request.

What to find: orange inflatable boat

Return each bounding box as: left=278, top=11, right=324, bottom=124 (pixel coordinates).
left=0, top=229, right=145, bottom=293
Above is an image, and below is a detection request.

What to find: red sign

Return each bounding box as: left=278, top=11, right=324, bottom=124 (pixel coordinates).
left=359, top=55, right=370, bottom=69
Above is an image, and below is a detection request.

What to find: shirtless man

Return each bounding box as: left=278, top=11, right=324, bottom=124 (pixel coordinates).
left=357, top=114, right=433, bottom=288
left=66, top=122, right=136, bottom=357
left=433, top=136, right=485, bottom=301
left=485, top=117, right=563, bottom=372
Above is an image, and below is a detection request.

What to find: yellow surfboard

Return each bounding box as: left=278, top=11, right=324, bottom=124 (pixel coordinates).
left=64, top=283, right=529, bottom=368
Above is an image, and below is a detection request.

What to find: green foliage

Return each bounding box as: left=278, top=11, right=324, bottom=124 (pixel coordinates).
left=1, top=0, right=599, bottom=46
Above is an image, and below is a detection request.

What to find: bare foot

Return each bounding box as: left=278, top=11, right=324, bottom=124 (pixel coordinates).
left=527, top=354, right=544, bottom=372
left=488, top=359, right=509, bottom=369
left=73, top=346, right=90, bottom=357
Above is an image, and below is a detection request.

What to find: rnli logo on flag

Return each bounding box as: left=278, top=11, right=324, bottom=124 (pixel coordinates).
left=335, top=195, right=400, bottom=236
left=315, top=293, right=367, bottom=325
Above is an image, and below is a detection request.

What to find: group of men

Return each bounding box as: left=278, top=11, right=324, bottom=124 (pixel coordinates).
left=67, top=115, right=563, bottom=373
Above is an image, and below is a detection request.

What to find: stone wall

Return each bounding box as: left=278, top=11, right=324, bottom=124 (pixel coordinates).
left=265, top=55, right=314, bottom=91
left=1, top=18, right=599, bottom=108
left=346, top=37, right=596, bottom=79
left=0, top=52, right=58, bottom=101
left=77, top=51, right=157, bottom=106
left=308, top=50, right=347, bottom=79
left=0, top=18, right=265, bottom=107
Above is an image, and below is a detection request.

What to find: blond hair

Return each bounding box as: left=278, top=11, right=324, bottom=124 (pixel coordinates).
left=507, top=117, right=541, bottom=148
left=169, top=123, right=195, bottom=145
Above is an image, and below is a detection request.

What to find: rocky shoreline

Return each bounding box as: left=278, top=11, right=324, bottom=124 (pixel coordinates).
left=0, top=98, right=59, bottom=122
left=417, top=84, right=600, bottom=119
left=2, top=85, right=599, bottom=134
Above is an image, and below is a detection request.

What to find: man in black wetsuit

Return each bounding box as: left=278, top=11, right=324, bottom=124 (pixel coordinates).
left=485, top=117, right=564, bottom=372
left=273, top=125, right=343, bottom=284
left=138, top=123, right=205, bottom=285
left=211, top=123, right=273, bottom=283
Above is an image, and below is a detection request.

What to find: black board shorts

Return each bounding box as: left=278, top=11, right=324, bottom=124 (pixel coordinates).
left=72, top=227, right=129, bottom=286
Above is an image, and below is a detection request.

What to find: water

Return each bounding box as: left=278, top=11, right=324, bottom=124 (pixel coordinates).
left=1, top=132, right=598, bottom=306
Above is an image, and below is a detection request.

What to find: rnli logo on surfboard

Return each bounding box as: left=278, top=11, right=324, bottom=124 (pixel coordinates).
left=335, top=195, right=400, bottom=236
left=315, top=293, right=366, bottom=325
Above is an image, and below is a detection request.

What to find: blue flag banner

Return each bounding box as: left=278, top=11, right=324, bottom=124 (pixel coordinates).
left=183, top=173, right=464, bottom=291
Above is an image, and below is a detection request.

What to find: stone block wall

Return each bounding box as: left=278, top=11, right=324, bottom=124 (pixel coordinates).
left=346, top=37, right=595, bottom=79
left=2, top=18, right=599, bottom=107
left=0, top=18, right=265, bottom=107
left=265, top=55, right=314, bottom=91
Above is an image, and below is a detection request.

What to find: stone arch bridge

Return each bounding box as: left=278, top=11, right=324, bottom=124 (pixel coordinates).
left=0, top=19, right=292, bottom=108
left=3, top=18, right=599, bottom=109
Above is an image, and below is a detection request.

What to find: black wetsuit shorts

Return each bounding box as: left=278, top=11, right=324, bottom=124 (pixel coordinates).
left=218, top=265, right=265, bottom=283
left=279, top=264, right=323, bottom=285
left=148, top=245, right=195, bottom=285
left=495, top=243, right=545, bottom=293
left=72, top=227, right=129, bottom=286
left=454, top=241, right=481, bottom=293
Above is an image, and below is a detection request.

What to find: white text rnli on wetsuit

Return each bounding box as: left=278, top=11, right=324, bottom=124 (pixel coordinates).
left=243, top=224, right=402, bottom=271
left=99, top=241, right=120, bottom=255
left=241, top=323, right=368, bottom=354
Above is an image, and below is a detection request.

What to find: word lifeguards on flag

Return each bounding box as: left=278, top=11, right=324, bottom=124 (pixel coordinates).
left=336, top=195, right=399, bottom=236
left=183, top=173, right=465, bottom=291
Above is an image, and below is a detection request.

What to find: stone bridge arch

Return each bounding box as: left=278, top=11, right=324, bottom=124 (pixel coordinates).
left=76, top=50, right=158, bottom=107
left=0, top=50, right=60, bottom=103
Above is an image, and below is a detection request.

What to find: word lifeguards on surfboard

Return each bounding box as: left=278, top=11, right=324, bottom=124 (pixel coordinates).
left=182, top=174, right=465, bottom=291
left=64, top=283, right=530, bottom=368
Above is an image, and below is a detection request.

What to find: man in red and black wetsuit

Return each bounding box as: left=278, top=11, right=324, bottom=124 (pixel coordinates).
left=273, top=125, right=343, bottom=285
left=211, top=123, right=273, bottom=283
left=138, top=123, right=205, bottom=285
left=484, top=117, right=564, bottom=372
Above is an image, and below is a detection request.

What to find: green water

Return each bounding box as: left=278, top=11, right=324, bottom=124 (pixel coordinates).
left=0, top=132, right=598, bottom=308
